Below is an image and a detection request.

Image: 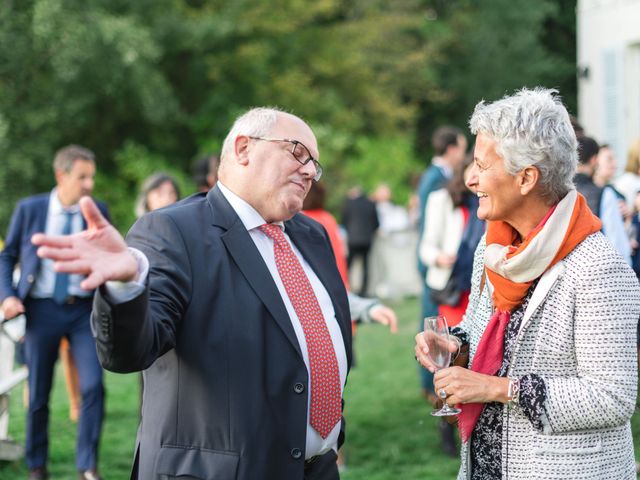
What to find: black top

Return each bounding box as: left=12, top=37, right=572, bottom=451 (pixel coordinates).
left=452, top=282, right=547, bottom=480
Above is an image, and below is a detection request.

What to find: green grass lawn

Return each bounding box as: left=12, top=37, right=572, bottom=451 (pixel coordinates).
left=1, top=296, right=638, bottom=479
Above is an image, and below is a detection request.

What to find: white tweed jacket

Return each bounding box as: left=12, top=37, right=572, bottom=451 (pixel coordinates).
left=457, top=232, right=640, bottom=480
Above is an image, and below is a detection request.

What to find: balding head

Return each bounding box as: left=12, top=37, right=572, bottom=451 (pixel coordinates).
left=218, top=108, right=320, bottom=223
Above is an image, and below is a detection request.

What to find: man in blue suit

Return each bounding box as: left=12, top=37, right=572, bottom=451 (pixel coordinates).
left=415, top=126, right=466, bottom=455
left=0, top=145, right=110, bottom=480
left=34, top=109, right=352, bottom=479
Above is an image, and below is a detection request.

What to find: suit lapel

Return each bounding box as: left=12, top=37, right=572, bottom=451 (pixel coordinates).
left=37, top=195, right=49, bottom=232
left=208, top=187, right=303, bottom=358
left=518, top=261, right=565, bottom=338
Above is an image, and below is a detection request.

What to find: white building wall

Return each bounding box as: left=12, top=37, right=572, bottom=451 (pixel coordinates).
left=577, top=0, right=640, bottom=167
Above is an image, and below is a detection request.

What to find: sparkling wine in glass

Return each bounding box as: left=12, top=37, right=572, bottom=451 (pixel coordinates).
left=423, top=315, right=461, bottom=416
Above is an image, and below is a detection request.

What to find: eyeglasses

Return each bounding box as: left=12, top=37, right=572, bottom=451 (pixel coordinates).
left=249, top=137, right=323, bottom=181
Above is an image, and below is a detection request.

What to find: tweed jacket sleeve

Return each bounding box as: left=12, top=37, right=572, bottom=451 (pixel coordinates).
left=538, top=234, right=639, bottom=433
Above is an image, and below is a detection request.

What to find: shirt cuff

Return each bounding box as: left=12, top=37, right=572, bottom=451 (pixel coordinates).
left=104, top=248, right=148, bottom=304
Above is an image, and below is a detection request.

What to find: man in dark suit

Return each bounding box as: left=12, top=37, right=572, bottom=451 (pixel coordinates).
left=0, top=145, right=109, bottom=480
left=34, top=108, right=352, bottom=479
left=341, top=187, right=379, bottom=296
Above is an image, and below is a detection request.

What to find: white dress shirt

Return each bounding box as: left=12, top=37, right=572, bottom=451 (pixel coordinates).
left=107, top=182, right=347, bottom=458
left=30, top=189, right=91, bottom=299
left=431, top=156, right=454, bottom=179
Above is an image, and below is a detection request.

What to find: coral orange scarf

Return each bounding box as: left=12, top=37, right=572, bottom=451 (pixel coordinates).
left=458, top=190, right=601, bottom=442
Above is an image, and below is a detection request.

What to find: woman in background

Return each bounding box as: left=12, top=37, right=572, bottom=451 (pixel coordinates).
left=135, top=173, right=181, bottom=218
left=419, top=156, right=483, bottom=326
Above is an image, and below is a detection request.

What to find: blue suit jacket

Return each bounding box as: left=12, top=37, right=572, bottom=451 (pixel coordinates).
left=92, top=186, right=352, bottom=480
left=0, top=193, right=110, bottom=302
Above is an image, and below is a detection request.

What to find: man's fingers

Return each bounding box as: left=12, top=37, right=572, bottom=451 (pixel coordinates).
left=32, top=233, right=74, bottom=248
left=389, top=322, right=398, bottom=334
left=388, top=314, right=398, bottom=333
left=54, top=259, right=91, bottom=274
left=36, top=245, right=80, bottom=261
left=80, top=196, right=109, bottom=230
left=81, top=271, right=106, bottom=291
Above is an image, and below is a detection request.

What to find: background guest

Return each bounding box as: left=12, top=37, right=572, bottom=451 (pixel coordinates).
left=134, top=172, right=181, bottom=218
left=0, top=145, right=109, bottom=480
left=341, top=186, right=379, bottom=296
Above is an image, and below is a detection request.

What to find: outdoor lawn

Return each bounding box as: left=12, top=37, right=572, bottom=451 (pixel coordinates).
left=1, top=296, right=638, bottom=479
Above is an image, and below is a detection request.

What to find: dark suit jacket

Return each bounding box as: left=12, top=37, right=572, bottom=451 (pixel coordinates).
left=341, top=194, right=379, bottom=248
left=92, top=186, right=352, bottom=480
left=0, top=193, right=110, bottom=302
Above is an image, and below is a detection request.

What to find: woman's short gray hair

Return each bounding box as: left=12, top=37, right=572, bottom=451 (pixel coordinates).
left=220, top=107, right=283, bottom=163
left=469, top=87, right=577, bottom=204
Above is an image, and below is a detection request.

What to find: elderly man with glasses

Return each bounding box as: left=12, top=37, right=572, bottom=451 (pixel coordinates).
left=34, top=107, right=352, bottom=480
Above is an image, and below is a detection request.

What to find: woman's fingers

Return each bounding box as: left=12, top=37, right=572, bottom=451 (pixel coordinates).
left=416, top=333, right=441, bottom=373
left=434, top=368, right=499, bottom=405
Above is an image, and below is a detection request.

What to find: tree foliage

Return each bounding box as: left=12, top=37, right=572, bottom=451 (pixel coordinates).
left=0, top=0, right=576, bottom=232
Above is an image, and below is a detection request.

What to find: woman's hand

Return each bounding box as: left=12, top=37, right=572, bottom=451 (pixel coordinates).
left=414, top=330, right=459, bottom=373
left=433, top=367, right=510, bottom=405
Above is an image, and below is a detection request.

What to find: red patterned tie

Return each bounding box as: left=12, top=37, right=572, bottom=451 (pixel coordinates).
left=260, top=223, right=341, bottom=438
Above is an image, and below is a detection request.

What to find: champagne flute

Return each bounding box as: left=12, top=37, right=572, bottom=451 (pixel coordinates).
left=423, top=315, right=461, bottom=416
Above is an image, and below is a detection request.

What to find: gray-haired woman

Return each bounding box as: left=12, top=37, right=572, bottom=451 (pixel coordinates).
left=416, top=88, right=640, bottom=479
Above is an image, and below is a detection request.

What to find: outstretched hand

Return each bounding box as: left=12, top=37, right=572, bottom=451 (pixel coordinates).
left=32, top=196, right=139, bottom=290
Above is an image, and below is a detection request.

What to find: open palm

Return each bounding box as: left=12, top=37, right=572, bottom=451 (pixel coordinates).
left=32, top=196, right=139, bottom=291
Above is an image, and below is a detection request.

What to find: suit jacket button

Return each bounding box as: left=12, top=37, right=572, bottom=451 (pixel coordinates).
left=27, top=274, right=34, bottom=283
left=290, top=448, right=302, bottom=460
left=293, top=382, right=305, bottom=394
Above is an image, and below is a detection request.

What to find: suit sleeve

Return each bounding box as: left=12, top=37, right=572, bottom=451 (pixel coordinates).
left=0, top=201, right=25, bottom=302
left=92, top=210, right=193, bottom=373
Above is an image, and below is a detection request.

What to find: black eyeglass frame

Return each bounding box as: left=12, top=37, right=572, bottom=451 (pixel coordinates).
left=248, top=136, right=323, bottom=181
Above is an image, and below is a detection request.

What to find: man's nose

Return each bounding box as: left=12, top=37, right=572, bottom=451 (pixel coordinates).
left=299, top=160, right=317, bottom=178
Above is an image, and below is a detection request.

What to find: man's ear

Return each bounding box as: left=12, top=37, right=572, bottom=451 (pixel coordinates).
left=54, top=169, right=65, bottom=186
left=235, top=135, right=251, bottom=165
left=518, top=165, right=540, bottom=196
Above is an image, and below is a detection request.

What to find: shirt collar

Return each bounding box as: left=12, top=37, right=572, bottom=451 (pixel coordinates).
left=49, top=188, right=81, bottom=215
left=217, top=182, right=285, bottom=232
left=431, top=156, right=453, bottom=179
